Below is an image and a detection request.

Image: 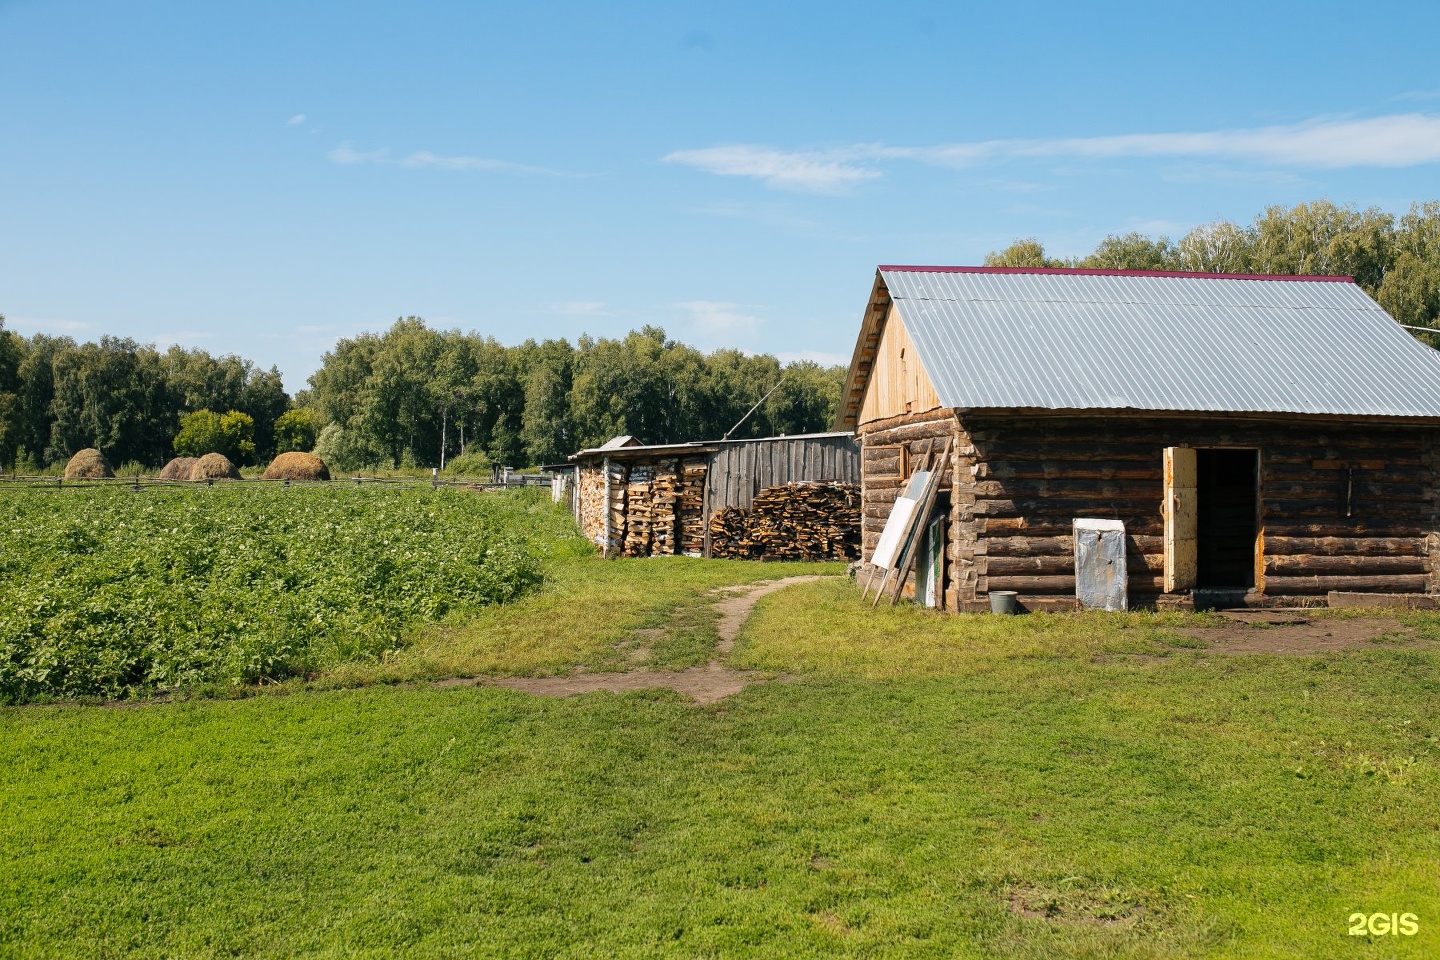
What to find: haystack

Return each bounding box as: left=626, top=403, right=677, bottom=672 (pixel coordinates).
left=158, top=457, right=198, bottom=481
left=189, top=452, right=241, bottom=481
left=64, top=448, right=114, bottom=479
left=261, top=451, right=330, bottom=482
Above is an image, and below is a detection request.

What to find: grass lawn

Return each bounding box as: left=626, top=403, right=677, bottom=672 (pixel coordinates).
left=5, top=564, right=1440, bottom=957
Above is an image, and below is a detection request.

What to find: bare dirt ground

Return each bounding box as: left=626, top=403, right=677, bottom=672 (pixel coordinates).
left=1174, top=611, right=1435, bottom=655
left=483, top=576, right=834, bottom=704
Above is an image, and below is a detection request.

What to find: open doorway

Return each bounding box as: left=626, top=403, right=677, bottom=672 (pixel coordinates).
left=1196, top=449, right=1258, bottom=588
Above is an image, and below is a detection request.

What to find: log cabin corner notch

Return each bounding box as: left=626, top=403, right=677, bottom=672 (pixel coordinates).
left=839, top=265, right=1440, bottom=611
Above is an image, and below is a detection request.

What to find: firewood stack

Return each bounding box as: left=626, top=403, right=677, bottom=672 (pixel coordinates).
left=708, top=481, right=861, bottom=561
left=708, top=506, right=756, bottom=558
left=622, top=465, right=655, bottom=557
left=578, top=462, right=628, bottom=552
left=649, top=464, right=679, bottom=556
left=678, top=460, right=707, bottom=556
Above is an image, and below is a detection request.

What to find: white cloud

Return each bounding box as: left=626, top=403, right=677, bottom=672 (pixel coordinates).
left=327, top=143, right=586, bottom=177
left=287, top=113, right=306, bottom=126
left=662, top=145, right=881, bottom=193
left=675, top=300, right=764, bottom=340
left=880, top=114, right=1440, bottom=169
left=776, top=350, right=849, bottom=367
left=666, top=113, right=1440, bottom=191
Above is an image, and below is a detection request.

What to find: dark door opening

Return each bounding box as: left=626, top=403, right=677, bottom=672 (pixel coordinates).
left=1196, top=449, right=1258, bottom=588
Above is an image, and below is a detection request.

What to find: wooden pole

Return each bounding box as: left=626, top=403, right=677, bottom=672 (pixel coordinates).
left=602, top=456, right=612, bottom=559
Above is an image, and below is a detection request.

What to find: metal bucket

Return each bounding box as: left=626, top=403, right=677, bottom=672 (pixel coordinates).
left=989, top=590, right=1019, bottom=615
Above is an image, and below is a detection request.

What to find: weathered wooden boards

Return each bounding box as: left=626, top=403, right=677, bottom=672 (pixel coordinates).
left=708, top=481, right=861, bottom=561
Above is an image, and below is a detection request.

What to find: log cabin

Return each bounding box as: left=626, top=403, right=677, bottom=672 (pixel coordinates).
left=839, top=266, right=1440, bottom=611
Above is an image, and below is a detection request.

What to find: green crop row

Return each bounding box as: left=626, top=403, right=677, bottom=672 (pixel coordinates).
left=0, top=485, right=585, bottom=703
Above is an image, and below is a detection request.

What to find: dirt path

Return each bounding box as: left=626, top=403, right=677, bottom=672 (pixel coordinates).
left=485, top=575, right=833, bottom=705
left=1173, top=611, right=1436, bottom=655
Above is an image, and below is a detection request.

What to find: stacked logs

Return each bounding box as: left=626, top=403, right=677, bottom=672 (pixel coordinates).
left=708, top=481, right=861, bottom=561
left=650, top=468, right=679, bottom=555
left=623, top=464, right=657, bottom=556
left=579, top=463, right=627, bottom=551
left=678, top=461, right=707, bottom=556
left=708, top=507, right=753, bottom=557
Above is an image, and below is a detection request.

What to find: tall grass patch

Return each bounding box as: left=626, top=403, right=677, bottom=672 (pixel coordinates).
left=0, top=486, right=582, bottom=703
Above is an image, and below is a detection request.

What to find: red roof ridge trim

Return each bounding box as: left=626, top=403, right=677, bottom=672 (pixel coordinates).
left=877, top=265, right=1355, bottom=283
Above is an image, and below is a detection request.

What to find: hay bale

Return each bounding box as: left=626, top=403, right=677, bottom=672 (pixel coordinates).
left=64, top=448, right=114, bottom=479
left=158, top=457, right=198, bottom=481
left=188, top=452, right=241, bottom=481
left=262, top=451, right=330, bottom=482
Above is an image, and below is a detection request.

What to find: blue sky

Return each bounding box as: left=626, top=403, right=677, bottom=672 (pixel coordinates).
left=3, top=0, right=1440, bottom=392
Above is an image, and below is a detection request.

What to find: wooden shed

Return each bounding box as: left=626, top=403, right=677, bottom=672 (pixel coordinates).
left=840, top=266, right=1440, bottom=611
left=562, top=432, right=860, bottom=559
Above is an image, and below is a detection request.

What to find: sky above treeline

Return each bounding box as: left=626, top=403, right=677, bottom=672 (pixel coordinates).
left=4, top=0, right=1440, bottom=392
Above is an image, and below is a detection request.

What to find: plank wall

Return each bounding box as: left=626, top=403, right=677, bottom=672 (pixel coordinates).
left=705, top=434, right=860, bottom=512
left=857, top=304, right=943, bottom=425
left=960, top=414, right=1440, bottom=606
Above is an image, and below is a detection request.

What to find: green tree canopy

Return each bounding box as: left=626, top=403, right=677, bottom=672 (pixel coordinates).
left=174, top=409, right=257, bottom=464
left=273, top=408, right=320, bottom=454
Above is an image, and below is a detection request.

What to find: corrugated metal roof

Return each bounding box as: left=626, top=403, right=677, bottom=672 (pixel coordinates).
left=880, top=267, right=1440, bottom=418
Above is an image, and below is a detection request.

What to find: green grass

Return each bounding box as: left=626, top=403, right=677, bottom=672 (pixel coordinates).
left=0, top=486, right=574, bottom=703
left=5, top=540, right=1440, bottom=956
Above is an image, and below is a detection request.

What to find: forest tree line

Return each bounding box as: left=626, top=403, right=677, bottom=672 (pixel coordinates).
left=0, top=318, right=846, bottom=472
left=3, top=200, right=1437, bottom=472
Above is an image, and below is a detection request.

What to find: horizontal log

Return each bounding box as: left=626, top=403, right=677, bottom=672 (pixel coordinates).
left=1263, top=536, right=1427, bottom=557
left=863, top=454, right=901, bottom=475
left=862, top=421, right=956, bottom=446
left=984, top=574, right=1167, bottom=594
left=1262, top=521, right=1429, bottom=538
left=983, top=534, right=1165, bottom=556
left=1262, top=481, right=1428, bottom=501
left=1264, top=555, right=1429, bottom=576
left=1263, top=499, right=1430, bottom=520
left=986, top=461, right=1162, bottom=482
left=986, top=553, right=1163, bottom=576
left=973, top=478, right=1163, bottom=500
left=982, top=516, right=1165, bottom=537
left=1262, top=574, right=1430, bottom=595
left=985, top=555, right=1074, bottom=576
left=1264, top=463, right=1428, bottom=483
left=975, top=498, right=1161, bottom=518
left=975, top=441, right=1163, bottom=463
left=1263, top=449, right=1424, bottom=466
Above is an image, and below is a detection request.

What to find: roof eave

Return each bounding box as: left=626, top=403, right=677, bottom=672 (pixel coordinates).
left=835, top=271, right=892, bottom=433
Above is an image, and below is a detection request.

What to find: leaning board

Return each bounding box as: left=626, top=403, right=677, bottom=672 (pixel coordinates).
left=870, top=471, right=929, bottom=570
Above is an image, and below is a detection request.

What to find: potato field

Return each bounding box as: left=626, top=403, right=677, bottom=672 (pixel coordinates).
left=0, top=485, right=577, bottom=703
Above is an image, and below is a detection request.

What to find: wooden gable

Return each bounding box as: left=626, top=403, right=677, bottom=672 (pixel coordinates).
left=857, top=301, right=943, bottom=425
left=838, top=271, right=944, bottom=430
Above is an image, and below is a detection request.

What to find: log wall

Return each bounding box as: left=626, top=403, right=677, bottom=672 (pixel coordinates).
left=858, top=409, right=965, bottom=607
left=960, top=414, right=1440, bottom=606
